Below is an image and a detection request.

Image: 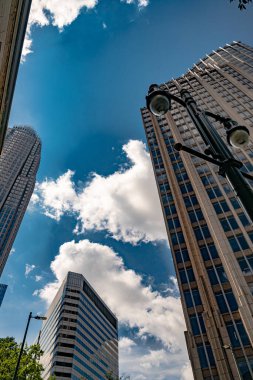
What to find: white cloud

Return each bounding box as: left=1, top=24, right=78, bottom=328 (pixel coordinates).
left=36, top=239, right=186, bottom=351
left=25, top=264, right=36, bottom=277
left=23, top=0, right=98, bottom=59
left=35, top=275, right=43, bottom=282
left=10, top=248, right=15, bottom=256
left=180, top=363, right=194, bottom=380
left=119, top=343, right=193, bottom=380
left=23, top=0, right=149, bottom=60
left=121, top=0, right=149, bottom=7
left=119, top=337, right=136, bottom=353
left=33, top=140, right=167, bottom=245
left=35, top=238, right=191, bottom=378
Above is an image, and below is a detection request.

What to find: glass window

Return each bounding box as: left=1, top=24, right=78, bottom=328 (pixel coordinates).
left=215, top=290, right=238, bottom=313
left=188, top=209, right=204, bottom=223
left=175, top=249, right=189, bottom=263
left=171, top=232, right=185, bottom=245
left=207, top=268, right=218, bottom=285
left=228, top=236, right=241, bottom=252
left=213, top=201, right=230, bottom=214
left=194, top=225, right=211, bottom=241
left=190, top=314, right=206, bottom=336
left=207, top=266, right=227, bottom=285
left=197, top=344, right=215, bottom=368
left=230, top=197, right=241, bottom=210
left=248, top=231, right=253, bottom=243
left=237, top=234, right=250, bottom=250
left=180, top=183, right=193, bottom=194
left=237, top=357, right=253, bottom=380
left=167, top=218, right=181, bottom=230
left=184, top=195, right=198, bottom=208
left=226, top=320, right=250, bottom=348
left=220, top=216, right=239, bottom=232
left=239, top=213, right=250, bottom=226
left=184, top=289, right=202, bottom=308
left=206, top=186, right=222, bottom=199
left=179, top=268, right=195, bottom=284
left=200, top=244, right=219, bottom=261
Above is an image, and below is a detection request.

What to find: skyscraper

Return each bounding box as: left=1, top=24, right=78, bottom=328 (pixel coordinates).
left=0, top=283, right=7, bottom=307
left=39, top=272, right=119, bottom=380
left=141, top=41, right=253, bottom=380
left=0, top=126, right=41, bottom=276
left=0, top=0, right=32, bottom=152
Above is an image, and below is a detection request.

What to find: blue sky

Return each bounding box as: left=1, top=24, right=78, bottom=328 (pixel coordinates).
left=1, top=0, right=253, bottom=379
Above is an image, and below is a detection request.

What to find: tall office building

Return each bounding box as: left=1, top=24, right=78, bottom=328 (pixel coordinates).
left=0, top=126, right=41, bottom=276
left=141, top=41, right=253, bottom=380
left=40, top=272, right=119, bottom=380
left=0, top=283, right=7, bottom=306
left=0, top=0, right=32, bottom=152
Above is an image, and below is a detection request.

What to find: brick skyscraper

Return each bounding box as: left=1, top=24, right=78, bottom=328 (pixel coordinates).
left=0, top=126, right=41, bottom=276
left=141, top=42, right=253, bottom=380
left=40, top=272, right=118, bottom=380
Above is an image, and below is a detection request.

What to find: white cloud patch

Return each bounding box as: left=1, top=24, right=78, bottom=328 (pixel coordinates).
left=25, top=264, right=36, bottom=277
left=119, top=342, right=193, bottom=380
left=35, top=275, right=43, bottom=282
left=23, top=0, right=98, bottom=59
left=23, top=0, right=149, bottom=60
left=35, top=239, right=186, bottom=352
left=121, top=0, right=149, bottom=7
left=33, top=140, right=167, bottom=245
left=10, top=248, right=15, bottom=256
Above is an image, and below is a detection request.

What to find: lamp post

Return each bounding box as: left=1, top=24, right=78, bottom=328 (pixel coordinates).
left=146, top=84, right=253, bottom=222
left=13, top=312, right=47, bottom=380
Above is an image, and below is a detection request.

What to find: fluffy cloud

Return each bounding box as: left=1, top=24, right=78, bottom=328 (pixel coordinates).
left=33, top=140, right=167, bottom=245
left=34, top=238, right=190, bottom=379
left=23, top=0, right=149, bottom=59
left=35, top=275, right=43, bottom=282
left=23, top=0, right=98, bottom=59
left=25, top=264, right=36, bottom=277
left=119, top=342, right=193, bottom=380
left=121, top=0, right=149, bottom=7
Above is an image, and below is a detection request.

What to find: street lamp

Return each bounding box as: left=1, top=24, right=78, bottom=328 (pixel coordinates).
left=13, top=312, right=47, bottom=380
left=146, top=84, right=253, bottom=222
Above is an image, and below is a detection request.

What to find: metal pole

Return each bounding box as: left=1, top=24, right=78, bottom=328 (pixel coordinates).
left=13, top=312, right=32, bottom=380
left=180, top=89, right=253, bottom=222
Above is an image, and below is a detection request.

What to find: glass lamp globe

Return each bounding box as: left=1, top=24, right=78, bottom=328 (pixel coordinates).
left=149, top=94, right=171, bottom=117
left=227, top=126, right=250, bottom=149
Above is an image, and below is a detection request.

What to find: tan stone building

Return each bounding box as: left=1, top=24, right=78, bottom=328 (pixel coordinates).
left=141, top=41, right=253, bottom=380
left=0, top=0, right=32, bottom=152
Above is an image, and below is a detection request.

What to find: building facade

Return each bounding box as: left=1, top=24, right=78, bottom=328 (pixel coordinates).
left=0, top=126, right=41, bottom=276
left=40, top=272, right=119, bottom=380
left=0, top=283, right=7, bottom=306
left=141, top=41, right=253, bottom=380
left=0, top=0, right=32, bottom=152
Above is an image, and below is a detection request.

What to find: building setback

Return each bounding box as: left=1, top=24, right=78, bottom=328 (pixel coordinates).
left=141, top=41, right=253, bottom=380
left=0, top=0, right=32, bottom=152
left=0, top=126, right=41, bottom=276
left=39, top=271, right=119, bottom=380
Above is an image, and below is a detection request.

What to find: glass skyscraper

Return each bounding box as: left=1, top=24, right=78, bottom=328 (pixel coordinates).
left=0, top=283, right=7, bottom=307
left=141, top=41, right=253, bottom=380
left=40, top=271, right=119, bottom=380
left=0, top=126, right=41, bottom=276
left=0, top=0, right=32, bottom=152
